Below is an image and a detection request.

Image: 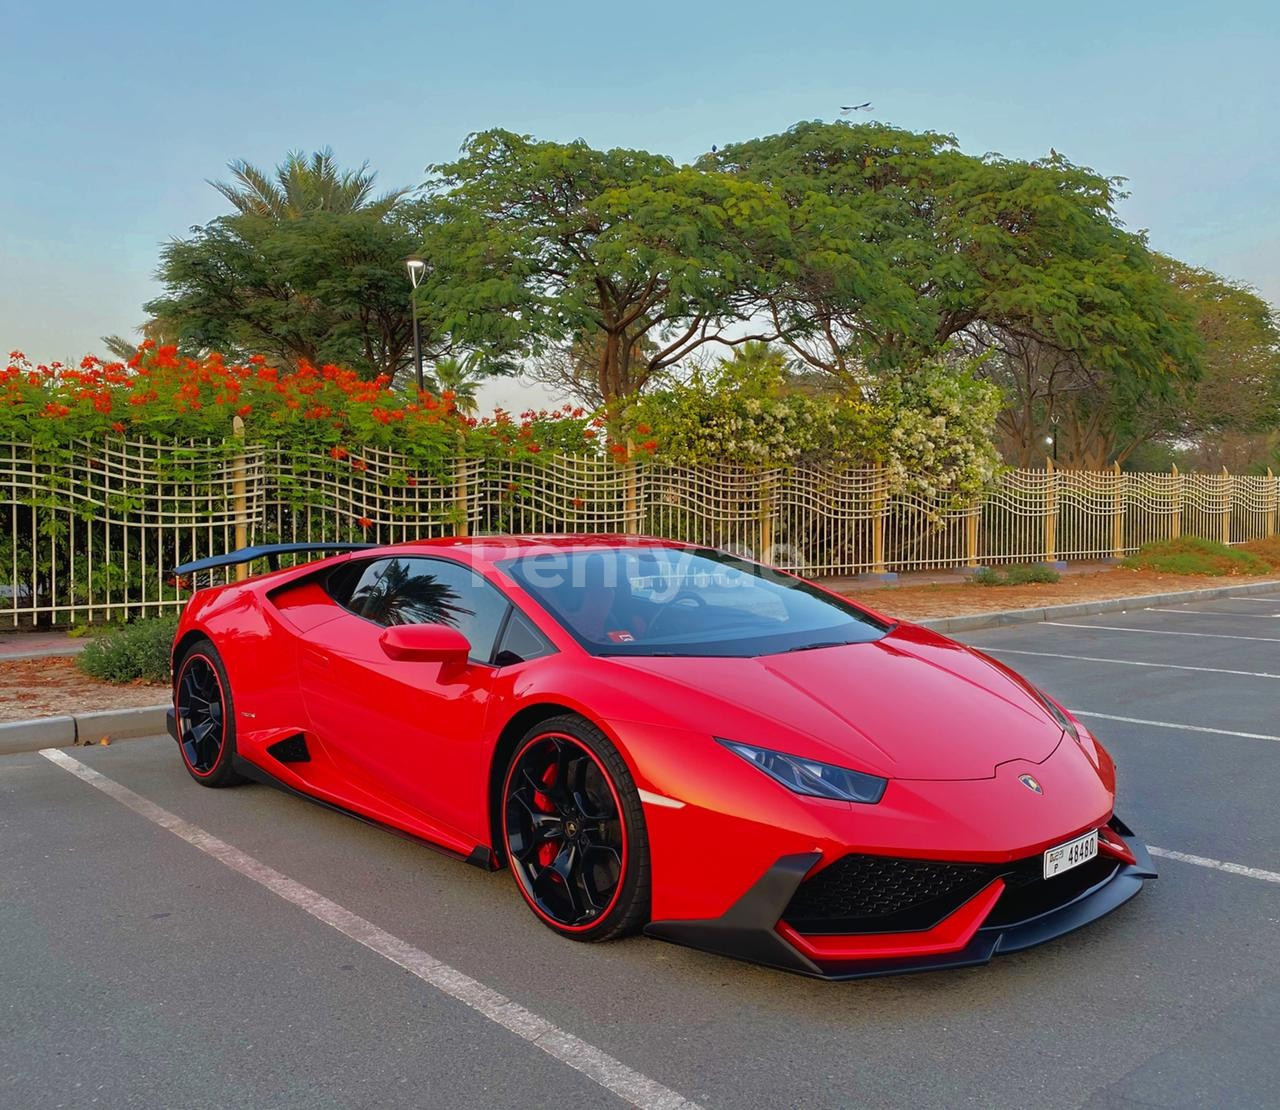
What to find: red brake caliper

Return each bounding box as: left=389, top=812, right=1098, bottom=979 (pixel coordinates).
left=535, top=761, right=558, bottom=868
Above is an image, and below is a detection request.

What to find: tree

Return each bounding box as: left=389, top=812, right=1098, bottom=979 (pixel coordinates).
left=426, top=354, right=486, bottom=413
left=417, top=130, right=792, bottom=423
left=705, top=121, right=1200, bottom=420
left=1155, top=257, right=1280, bottom=468
left=211, top=147, right=406, bottom=218
left=143, top=151, right=430, bottom=379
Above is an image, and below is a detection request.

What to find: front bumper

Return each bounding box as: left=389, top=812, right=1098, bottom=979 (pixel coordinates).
left=644, top=818, right=1157, bottom=980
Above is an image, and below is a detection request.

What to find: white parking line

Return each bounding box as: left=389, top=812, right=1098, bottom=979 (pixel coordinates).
left=1149, top=846, right=1280, bottom=885
left=983, top=647, right=1280, bottom=680
left=1045, top=621, right=1280, bottom=643
left=38, top=748, right=699, bottom=1110
left=1069, top=710, right=1280, bottom=743
left=1145, top=607, right=1280, bottom=620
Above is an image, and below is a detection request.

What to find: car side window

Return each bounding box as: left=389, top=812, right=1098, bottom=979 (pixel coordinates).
left=326, top=559, right=389, bottom=616
left=494, top=607, right=554, bottom=666
left=345, top=556, right=509, bottom=664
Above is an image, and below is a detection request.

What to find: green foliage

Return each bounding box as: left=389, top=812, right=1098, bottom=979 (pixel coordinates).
left=1121, top=536, right=1273, bottom=577
left=704, top=121, right=1200, bottom=412
left=77, top=617, right=178, bottom=684
left=416, top=129, right=791, bottom=411
left=141, top=150, right=433, bottom=380
left=973, top=564, right=1062, bottom=587
left=631, top=345, right=1003, bottom=504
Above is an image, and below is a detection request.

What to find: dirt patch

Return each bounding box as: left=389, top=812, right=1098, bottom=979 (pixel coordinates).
left=0, top=657, right=167, bottom=723
left=843, top=567, right=1280, bottom=620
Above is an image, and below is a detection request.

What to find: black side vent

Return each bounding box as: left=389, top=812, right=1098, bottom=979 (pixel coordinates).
left=266, top=734, right=311, bottom=764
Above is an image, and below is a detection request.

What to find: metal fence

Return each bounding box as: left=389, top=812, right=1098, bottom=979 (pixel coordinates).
left=3, top=436, right=1277, bottom=625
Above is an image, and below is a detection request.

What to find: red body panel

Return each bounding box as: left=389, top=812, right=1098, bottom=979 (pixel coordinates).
left=172, top=535, right=1143, bottom=974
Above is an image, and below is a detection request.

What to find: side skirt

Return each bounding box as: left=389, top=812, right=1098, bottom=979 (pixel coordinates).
left=230, top=754, right=499, bottom=871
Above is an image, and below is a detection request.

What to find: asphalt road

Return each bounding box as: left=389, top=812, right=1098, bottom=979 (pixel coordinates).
left=3, top=591, right=1279, bottom=1109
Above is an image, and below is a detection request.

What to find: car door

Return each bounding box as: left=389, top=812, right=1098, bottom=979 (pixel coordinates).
left=298, top=554, right=511, bottom=852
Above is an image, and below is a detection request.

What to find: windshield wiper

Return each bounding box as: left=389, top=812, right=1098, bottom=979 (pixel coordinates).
left=779, top=640, right=854, bottom=654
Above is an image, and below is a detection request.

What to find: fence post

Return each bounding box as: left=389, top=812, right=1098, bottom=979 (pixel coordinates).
left=759, top=472, right=775, bottom=563
left=624, top=442, right=641, bottom=535
left=231, top=416, right=249, bottom=581
left=965, top=506, right=980, bottom=568
left=453, top=452, right=470, bottom=537
left=1111, top=462, right=1125, bottom=560
left=1221, top=465, right=1232, bottom=546
left=1043, top=457, right=1057, bottom=563
left=1170, top=464, right=1182, bottom=539
left=871, top=463, right=888, bottom=574
left=1269, top=468, right=1276, bottom=539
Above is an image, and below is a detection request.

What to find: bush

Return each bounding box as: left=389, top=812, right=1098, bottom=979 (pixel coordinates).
left=76, top=617, right=178, bottom=684
left=1121, top=536, right=1273, bottom=577
left=972, top=564, right=1061, bottom=587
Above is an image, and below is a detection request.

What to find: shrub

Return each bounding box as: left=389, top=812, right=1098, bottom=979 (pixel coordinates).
left=76, top=617, right=178, bottom=684
left=1121, top=536, right=1272, bottom=577
left=972, top=564, right=1061, bottom=587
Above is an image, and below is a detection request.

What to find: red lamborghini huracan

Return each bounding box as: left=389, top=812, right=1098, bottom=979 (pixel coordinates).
left=168, top=535, right=1155, bottom=979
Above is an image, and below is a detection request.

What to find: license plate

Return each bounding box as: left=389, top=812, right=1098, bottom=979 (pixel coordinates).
left=1043, top=829, right=1098, bottom=879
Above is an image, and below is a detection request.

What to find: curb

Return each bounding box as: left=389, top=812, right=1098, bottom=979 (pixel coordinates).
left=0, top=705, right=168, bottom=757
left=915, top=578, right=1280, bottom=635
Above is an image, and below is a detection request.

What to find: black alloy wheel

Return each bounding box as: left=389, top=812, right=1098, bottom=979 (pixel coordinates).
left=502, top=716, right=649, bottom=940
left=174, top=640, right=244, bottom=787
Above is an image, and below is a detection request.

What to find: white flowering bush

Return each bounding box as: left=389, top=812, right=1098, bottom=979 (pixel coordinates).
left=633, top=350, right=1003, bottom=509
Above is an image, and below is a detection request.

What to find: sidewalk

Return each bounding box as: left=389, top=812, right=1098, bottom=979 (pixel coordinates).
left=0, top=629, right=85, bottom=660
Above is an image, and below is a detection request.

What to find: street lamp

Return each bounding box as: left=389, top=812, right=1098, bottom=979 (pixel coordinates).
left=405, top=256, right=427, bottom=394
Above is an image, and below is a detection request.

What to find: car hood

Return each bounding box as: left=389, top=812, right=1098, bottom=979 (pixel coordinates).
left=608, top=624, right=1063, bottom=781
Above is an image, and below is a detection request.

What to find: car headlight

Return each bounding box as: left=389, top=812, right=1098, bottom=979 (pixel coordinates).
left=717, top=739, right=887, bottom=804
left=1027, top=683, right=1080, bottom=742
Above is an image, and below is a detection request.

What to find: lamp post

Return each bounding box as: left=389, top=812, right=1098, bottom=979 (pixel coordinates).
left=405, top=256, right=427, bottom=394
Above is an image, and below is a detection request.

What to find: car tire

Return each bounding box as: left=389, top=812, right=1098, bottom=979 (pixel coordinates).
left=174, top=637, right=246, bottom=788
left=501, top=713, right=650, bottom=942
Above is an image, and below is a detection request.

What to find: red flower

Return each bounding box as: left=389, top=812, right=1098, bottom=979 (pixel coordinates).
left=236, top=404, right=252, bottom=418
left=406, top=476, right=418, bottom=487
left=351, top=459, right=367, bottom=472
left=357, top=517, right=373, bottom=529
left=111, top=422, right=125, bottom=434
left=572, top=497, right=585, bottom=509
left=635, top=423, right=653, bottom=436
left=330, top=446, right=349, bottom=460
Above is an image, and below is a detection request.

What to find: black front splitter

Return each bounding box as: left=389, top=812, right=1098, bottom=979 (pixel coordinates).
left=645, top=824, right=1158, bottom=980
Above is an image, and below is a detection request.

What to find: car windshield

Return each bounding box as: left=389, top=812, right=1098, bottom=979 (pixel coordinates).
left=504, top=547, right=891, bottom=657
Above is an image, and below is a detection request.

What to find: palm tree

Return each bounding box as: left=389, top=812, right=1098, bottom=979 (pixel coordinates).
left=210, top=148, right=407, bottom=220
left=426, top=354, right=486, bottom=413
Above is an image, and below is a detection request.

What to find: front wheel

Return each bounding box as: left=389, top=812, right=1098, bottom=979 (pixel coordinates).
left=501, top=715, right=650, bottom=941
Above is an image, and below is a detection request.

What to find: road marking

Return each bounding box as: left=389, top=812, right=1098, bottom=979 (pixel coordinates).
left=638, top=789, right=686, bottom=809
left=1044, top=621, right=1280, bottom=643
left=1069, top=710, right=1280, bottom=743
left=1145, top=607, right=1280, bottom=620
left=983, top=647, right=1280, bottom=680
left=1149, top=846, right=1280, bottom=885
left=38, top=748, right=700, bottom=1110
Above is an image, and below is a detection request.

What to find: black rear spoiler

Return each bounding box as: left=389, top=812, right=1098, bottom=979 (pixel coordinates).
left=172, top=542, right=375, bottom=578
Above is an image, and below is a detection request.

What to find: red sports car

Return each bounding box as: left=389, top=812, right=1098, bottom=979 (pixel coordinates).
left=168, top=535, right=1155, bottom=979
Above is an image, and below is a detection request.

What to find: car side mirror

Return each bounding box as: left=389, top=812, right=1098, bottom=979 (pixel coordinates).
left=378, top=623, right=471, bottom=665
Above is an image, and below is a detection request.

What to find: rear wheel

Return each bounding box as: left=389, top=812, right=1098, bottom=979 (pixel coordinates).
left=501, top=715, right=650, bottom=941
left=174, top=639, right=245, bottom=788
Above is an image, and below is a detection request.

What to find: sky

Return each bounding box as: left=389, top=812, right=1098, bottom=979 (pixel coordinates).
left=3, top=0, right=1277, bottom=412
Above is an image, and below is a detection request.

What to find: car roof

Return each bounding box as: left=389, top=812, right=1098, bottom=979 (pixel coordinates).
left=362, top=534, right=694, bottom=567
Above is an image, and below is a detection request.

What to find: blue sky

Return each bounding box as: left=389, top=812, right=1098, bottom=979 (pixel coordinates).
left=4, top=0, right=1277, bottom=407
